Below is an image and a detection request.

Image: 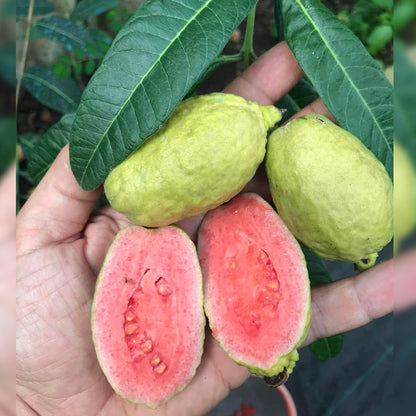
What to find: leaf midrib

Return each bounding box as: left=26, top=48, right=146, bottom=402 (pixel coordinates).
left=77, top=0, right=218, bottom=186
left=294, top=0, right=392, bottom=154
left=23, top=72, right=78, bottom=108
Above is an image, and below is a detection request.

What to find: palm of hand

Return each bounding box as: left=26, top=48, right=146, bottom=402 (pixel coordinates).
left=17, top=208, right=246, bottom=416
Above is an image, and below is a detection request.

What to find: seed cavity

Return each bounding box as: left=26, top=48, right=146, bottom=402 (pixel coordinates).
left=124, top=323, right=138, bottom=335
left=155, top=277, right=172, bottom=296
left=125, top=309, right=136, bottom=322
left=150, top=354, right=161, bottom=367
left=266, top=281, right=280, bottom=292
left=139, top=339, right=153, bottom=353
left=153, top=362, right=167, bottom=374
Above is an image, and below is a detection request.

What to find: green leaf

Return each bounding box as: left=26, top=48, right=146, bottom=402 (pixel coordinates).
left=16, top=0, right=55, bottom=16
left=85, top=43, right=99, bottom=58
left=18, top=133, right=41, bottom=160
left=73, top=45, right=87, bottom=60
left=289, top=78, right=319, bottom=109
left=84, top=60, right=95, bottom=75
left=34, top=16, right=111, bottom=57
left=74, top=62, right=83, bottom=78
left=22, top=66, right=82, bottom=114
left=59, top=54, right=72, bottom=65
left=367, top=25, right=393, bottom=54
left=70, top=0, right=259, bottom=190
left=393, top=3, right=416, bottom=32
left=71, top=0, right=119, bottom=21
left=282, top=0, right=394, bottom=178
left=301, top=245, right=332, bottom=287
left=27, top=114, right=75, bottom=184
left=370, top=0, right=393, bottom=11
left=308, top=334, right=345, bottom=362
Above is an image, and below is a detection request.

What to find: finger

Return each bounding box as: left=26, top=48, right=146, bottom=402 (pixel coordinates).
left=223, top=41, right=304, bottom=105
left=303, top=258, right=393, bottom=346
left=17, top=145, right=102, bottom=255
left=286, top=97, right=336, bottom=123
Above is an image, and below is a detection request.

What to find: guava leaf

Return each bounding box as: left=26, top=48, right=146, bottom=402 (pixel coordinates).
left=308, top=334, right=345, bottom=362
left=27, top=114, right=75, bottom=184
left=18, top=133, right=41, bottom=160
left=302, top=245, right=332, bottom=287
left=302, top=246, right=345, bottom=362
left=69, top=0, right=258, bottom=191
left=22, top=67, right=82, bottom=114
left=34, top=16, right=111, bottom=57
left=282, top=0, right=393, bottom=178
left=71, top=0, right=119, bottom=21
left=289, top=78, right=319, bottom=109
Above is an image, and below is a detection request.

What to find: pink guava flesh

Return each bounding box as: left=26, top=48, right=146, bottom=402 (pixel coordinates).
left=198, top=193, right=309, bottom=370
left=92, top=226, right=205, bottom=407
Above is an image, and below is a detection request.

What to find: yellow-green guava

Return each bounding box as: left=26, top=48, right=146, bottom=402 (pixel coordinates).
left=394, top=142, right=416, bottom=252
left=265, top=114, right=393, bottom=269
left=104, top=93, right=281, bottom=227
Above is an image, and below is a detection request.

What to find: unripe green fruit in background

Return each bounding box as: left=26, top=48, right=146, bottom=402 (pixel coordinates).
left=105, top=93, right=281, bottom=227
left=265, top=114, right=393, bottom=269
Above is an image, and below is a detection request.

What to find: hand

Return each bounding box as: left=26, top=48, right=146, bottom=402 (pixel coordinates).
left=17, top=42, right=394, bottom=416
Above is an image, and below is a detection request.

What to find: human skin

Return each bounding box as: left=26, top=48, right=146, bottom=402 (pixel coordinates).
left=16, top=42, right=395, bottom=416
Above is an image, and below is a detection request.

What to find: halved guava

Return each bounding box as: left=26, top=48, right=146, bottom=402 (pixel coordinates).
left=198, top=193, right=311, bottom=380
left=91, top=226, right=205, bottom=408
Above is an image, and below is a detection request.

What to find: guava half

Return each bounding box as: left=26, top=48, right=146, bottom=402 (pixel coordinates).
left=198, top=193, right=311, bottom=380
left=91, top=226, right=205, bottom=408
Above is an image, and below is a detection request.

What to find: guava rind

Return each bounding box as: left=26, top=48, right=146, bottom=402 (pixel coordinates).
left=104, top=93, right=281, bottom=227
left=198, top=193, right=311, bottom=380
left=91, top=226, right=205, bottom=408
left=265, top=114, right=393, bottom=264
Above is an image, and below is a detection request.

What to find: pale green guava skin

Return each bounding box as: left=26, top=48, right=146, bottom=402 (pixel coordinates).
left=265, top=114, right=393, bottom=265
left=104, top=93, right=281, bottom=227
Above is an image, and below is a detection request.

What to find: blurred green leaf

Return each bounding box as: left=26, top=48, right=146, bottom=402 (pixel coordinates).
left=85, top=43, right=99, bottom=58
left=367, top=25, right=393, bottom=54
left=84, top=60, right=95, bottom=75
left=74, top=62, right=83, bottom=78
left=71, top=0, right=119, bottom=21
left=308, top=335, right=345, bottom=362
left=371, top=0, right=393, bottom=11
left=73, top=45, right=87, bottom=60
left=16, top=0, right=55, bottom=17
left=18, top=133, right=41, bottom=160
left=22, top=66, right=82, bottom=114
left=394, top=39, right=416, bottom=166
left=393, top=2, right=416, bottom=32
left=59, top=54, right=72, bottom=65
left=34, top=16, right=111, bottom=57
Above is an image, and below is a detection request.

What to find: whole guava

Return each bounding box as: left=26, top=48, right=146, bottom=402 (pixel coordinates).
left=104, top=93, right=281, bottom=227
left=265, top=114, right=393, bottom=269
